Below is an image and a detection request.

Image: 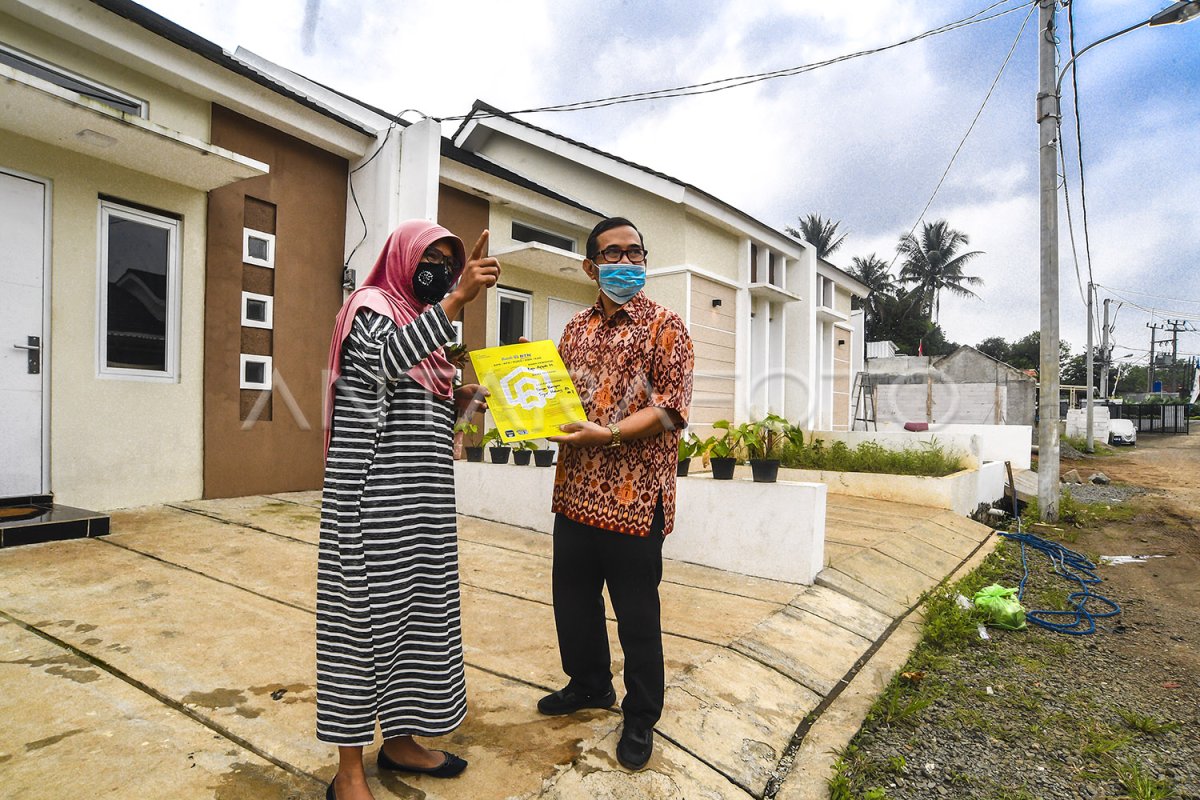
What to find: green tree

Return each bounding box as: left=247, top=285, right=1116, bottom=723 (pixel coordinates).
left=896, top=220, right=984, bottom=322
left=975, top=336, right=1011, bottom=363
left=1007, top=331, right=1072, bottom=375
left=848, top=254, right=896, bottom=339
left=870, top=287, right=957, bottom=356
left=786, top=213, right=846, bottom=259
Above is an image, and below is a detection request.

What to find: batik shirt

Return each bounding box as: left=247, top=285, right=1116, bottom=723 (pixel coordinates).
left=551, top=292, right=694, bottom=537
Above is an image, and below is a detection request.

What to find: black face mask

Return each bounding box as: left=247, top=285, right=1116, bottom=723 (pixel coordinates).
left=412, top=261, right=453, bottom=305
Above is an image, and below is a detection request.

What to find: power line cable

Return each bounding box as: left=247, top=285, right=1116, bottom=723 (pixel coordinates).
left=438, top=0, right=1033, bottom=121
left=1094, top=284, right=1200, bottom=307
left=1066, top=1, right=1095, bottom=290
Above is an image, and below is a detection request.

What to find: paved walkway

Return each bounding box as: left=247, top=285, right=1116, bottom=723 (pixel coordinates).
left=0, top=492, right=997, bottom=799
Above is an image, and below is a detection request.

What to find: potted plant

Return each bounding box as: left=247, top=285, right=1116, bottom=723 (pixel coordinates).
left=706, top=420, right=740, bottom=480
left=512, top=439, right=537, bottom=466
left=742, top=414, right=789, bottom=483
left=454, top=419, right=482, bottom=462
left=481, top=427, right=511, bottom=464
left=534, top=441, right=556, bottom=467
left=677, top=432, right=703, bottom=477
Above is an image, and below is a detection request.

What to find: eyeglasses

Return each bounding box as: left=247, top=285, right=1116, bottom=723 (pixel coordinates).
left=420, top=249, right=461, bottom=270
left=592, top=246, right=648, bottom=264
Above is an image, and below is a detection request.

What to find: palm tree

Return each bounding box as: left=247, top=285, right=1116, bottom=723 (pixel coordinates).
left=786, top=213, right=846, bottom=259
left=848, top=254, right=895, bottom=339
left=896, top=220, right=984, bottom=322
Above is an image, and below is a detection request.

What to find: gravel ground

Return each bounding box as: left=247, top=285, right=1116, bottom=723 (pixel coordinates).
left=832, top=537, right=1199, bottom=800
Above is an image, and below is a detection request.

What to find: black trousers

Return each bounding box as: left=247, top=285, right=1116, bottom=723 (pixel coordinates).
left=551, top=503, right=666, bottom=731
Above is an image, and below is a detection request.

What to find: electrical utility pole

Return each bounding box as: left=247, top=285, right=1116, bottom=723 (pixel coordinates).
left=1100, top=298, right=1111, bottom=400
left=1086, top=284, right=1095, bottom=451
left=1147, top=321, right=1166, bottom=392
left=1037, top=0, right=1060, bottom=521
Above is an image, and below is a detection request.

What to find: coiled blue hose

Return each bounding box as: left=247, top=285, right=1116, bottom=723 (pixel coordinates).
left=998, top=526, right=1121, bottom=635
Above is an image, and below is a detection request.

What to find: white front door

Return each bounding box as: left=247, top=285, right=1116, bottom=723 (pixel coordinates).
left=0, top=169, right=49, bottom=497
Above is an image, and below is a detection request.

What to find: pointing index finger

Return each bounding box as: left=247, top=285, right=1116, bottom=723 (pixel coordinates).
left=469, top=229, right=489, bottom=262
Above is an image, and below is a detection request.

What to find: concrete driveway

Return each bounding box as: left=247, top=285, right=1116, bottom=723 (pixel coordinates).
left=0, top=491, right=996, bottom=799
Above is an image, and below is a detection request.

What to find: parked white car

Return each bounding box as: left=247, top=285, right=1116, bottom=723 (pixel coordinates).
left=1108, top=418, right=1137, bottom=446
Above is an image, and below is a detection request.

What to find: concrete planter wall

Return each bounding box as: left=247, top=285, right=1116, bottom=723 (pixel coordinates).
left=730, top=461, right=1007, bottom=517
left=838, top=424, right=1033, bottom=470
left=454, top=462, right=827, bottom=584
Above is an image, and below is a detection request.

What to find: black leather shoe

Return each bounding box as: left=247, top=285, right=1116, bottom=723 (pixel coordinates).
left=325, top=778, right=336, bottom=800
left=616, top=725, right=654, bottom=770
left=536, top=684, right=617, bottom=715
left=377, top=748, right=468, bottom=778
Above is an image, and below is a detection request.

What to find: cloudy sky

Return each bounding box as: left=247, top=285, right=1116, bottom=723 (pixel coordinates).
left=140, top=0, right=1200, bottom=364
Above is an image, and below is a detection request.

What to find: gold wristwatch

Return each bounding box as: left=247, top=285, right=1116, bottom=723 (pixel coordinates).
left=606, top=423, right=622, bottom=448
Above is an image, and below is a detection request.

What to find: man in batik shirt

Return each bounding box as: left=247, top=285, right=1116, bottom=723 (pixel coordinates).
left=539, top=217, right=694, bottom=772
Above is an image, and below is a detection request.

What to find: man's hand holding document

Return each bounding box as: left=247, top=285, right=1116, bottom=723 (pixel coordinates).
left=468, top=340, right=586, bottom=443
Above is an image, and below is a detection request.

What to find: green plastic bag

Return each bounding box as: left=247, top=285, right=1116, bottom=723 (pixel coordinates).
left=973, top=584, right=1026, bottom=630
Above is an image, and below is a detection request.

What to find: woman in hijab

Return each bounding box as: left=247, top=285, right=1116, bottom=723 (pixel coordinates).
left=318, top=220, right=498, bottom=800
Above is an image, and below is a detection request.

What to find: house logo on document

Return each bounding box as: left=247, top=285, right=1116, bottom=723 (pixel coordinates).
left=500, top=365, right=556, bottom=410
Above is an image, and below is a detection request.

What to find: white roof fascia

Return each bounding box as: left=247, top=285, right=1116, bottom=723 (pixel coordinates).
left=4, top=0, right=374, bottom=159
left=439, top=157, right=600, bottom=230
left=817, top=259, right=870, bottom=296
left=232, top=47, right=395, bottom=133
left=456, top=114, right=819, bottom=259
left=455, top=114, right=686, bottom=203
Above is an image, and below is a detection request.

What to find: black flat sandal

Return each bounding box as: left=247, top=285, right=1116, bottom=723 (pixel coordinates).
left=377, top=748, right=468, bottom=778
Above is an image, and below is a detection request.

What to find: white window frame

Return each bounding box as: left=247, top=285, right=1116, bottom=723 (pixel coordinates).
left=241, top=291, right=274, bottom=329
left=96, top=200, right=181, bottom=382
left=496, top=287, right=532, bottom=345
left=242, top=228, right=276, bottom=268
left=0, top=42, right=148, bottom=118
left=239, top=354, right=273, bottom=390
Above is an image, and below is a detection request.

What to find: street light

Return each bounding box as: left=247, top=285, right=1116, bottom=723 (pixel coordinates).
left=1037, top=0, right=1198, bottom=522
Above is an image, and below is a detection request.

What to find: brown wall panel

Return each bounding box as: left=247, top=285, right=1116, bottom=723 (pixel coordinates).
left=244, top=196, right=276, bottom=233
left=437, top=185, right=490, bottom=440
left=240, top=328, right=272, bottom=356
left=204, top=105, right=348, bottom=498
left=242, top=265, right=274, bottom=295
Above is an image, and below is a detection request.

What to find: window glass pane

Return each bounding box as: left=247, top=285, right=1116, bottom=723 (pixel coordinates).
left=512, top=222, right=574, bottom=252
left=247, top=236, right=270, bottom=261
left=499, top=295, right=528, bottom=346
left=245, top=361, right=265, bottom=384
left=106, top=215, right=169, bottom=370
left=246, top=299, right=267, bottom=322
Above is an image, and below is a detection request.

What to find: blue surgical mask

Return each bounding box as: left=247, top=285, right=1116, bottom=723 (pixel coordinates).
left=597, top=266, right=645, bottom=305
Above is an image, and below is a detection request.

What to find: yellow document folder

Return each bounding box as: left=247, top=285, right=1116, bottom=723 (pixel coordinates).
left=468, top=340, right=587, bottom=443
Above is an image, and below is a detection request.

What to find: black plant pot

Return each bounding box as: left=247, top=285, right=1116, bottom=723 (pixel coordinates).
left=513, top=450, right=532, bottom=466
left=711, top=457, right=737, bottom=480
left=750, top=459, right=780, bottom=483
left=488, top=446, right=512, bottom=464
left=534, top=450, right=556, bottom=467
left=677, top=458, right=690, bottom=477
left=465, top=447, right=484, bottom=463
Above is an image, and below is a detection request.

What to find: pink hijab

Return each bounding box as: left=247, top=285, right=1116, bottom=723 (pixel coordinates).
left=324, top=220, right=466, bottom=456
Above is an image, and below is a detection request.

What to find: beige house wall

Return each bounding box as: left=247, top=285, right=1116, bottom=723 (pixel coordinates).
left=0, top=11, right=211, bottom=142
left=1, top=130, right=207, bottom=510
left=484, top=263, right=597, bottom=347
left=683, top=216, right=740, bottom=282
left=689, top=276, right=737, bottom=427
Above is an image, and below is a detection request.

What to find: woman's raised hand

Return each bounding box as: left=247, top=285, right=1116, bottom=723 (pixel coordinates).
left=441, top=230, right=499, bottom=320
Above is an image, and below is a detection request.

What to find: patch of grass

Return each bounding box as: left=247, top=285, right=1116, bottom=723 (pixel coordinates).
left=885, top=755, right=906, bottom=775
left=1109, top=758, right=1178, bottom=800
left=1081, top=720, right=1134, bottom=758
left=1063, top=434, right=1118, bottom=456
left=1117, top=709, right=1180, bottom=736
left=780, top=438, right=966, bottom=477
left=1018, top=491, right=1140, bottom=535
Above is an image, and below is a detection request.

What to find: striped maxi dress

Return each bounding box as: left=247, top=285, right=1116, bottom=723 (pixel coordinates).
left=316, top=305, right=467, bottom=745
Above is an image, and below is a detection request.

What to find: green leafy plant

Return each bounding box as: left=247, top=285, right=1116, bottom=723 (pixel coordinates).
left=677, top=432, right=704, bottom=461
left=516, top=439, right=540, bottom=452
left=1110, top=757, right=1177, bottom=800
left=453, top=420, right=477, bottom=436
left=705, top=420, right=741, bottom=460
left=740, top=414, right=790, bottom=460
left=481, top=427, right=507, bottom=448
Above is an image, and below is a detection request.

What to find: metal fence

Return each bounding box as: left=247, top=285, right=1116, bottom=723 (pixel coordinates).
left=1107, top=403, right=1193, bottom=435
